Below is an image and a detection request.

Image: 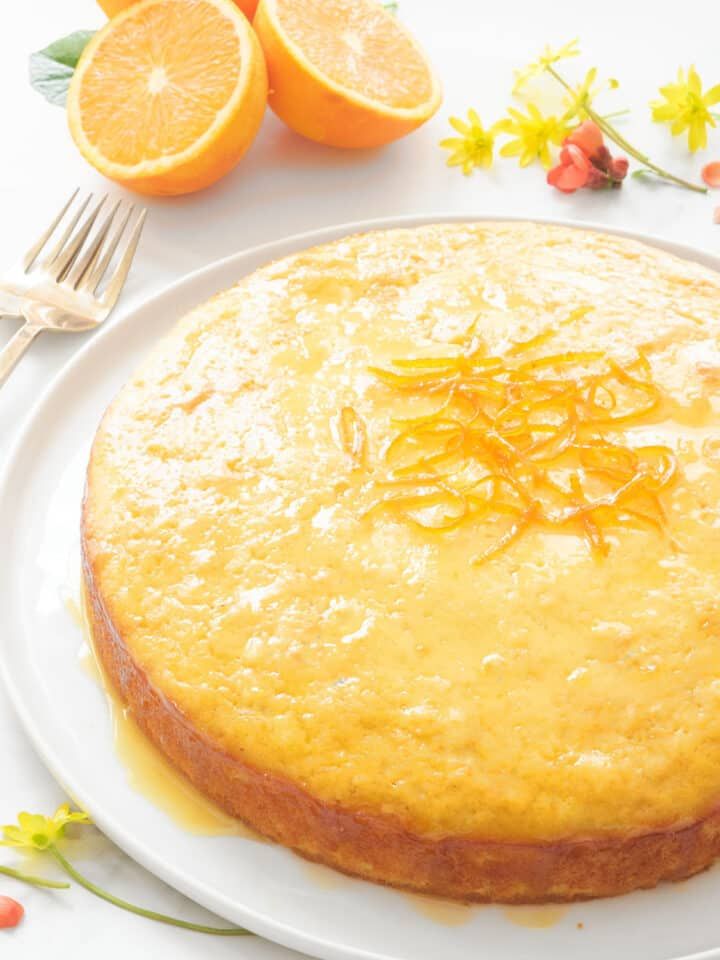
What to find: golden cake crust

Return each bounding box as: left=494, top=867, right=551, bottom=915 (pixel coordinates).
left=81, top=221, right=720, bottom=901
left=82, top=545, right=720, bottom=901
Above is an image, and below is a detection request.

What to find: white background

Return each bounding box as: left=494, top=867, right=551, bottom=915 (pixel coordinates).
left=1, top=0, right=718, bottom=956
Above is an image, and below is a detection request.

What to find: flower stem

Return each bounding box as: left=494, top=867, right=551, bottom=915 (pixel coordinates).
left=600, top=109, right=630, bottom=121
left=547, top=66, right=707, bottom=194
left=50, top=847, right=251, bottom=936
left=0, top=864, right=69, bottom=890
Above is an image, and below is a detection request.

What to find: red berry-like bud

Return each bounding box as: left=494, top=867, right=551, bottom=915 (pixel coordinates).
left=586, top=166, right=611, bottom=189
left=609, top=156, right=629, bottom=182
left=592, top=144, right=612, bottom=172
left=0, top=896, right=24, bottom=929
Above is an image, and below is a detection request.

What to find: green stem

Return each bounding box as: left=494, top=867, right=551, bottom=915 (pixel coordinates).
left=0, top=864, right=69, bottom=890
left=50, top=847, right=251, bottom=936
left=547, top=66, right=707, bottom=195
left=600, top=109, right=630, bottom=121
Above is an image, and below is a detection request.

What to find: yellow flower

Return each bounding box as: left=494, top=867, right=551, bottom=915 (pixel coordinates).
left=1, top=805, right=91, bottom=852
left=440, top=110, right=498, bottom=174
left=513, top=39, right=580, bottom=94
left=496, top=104, right=573, bottom=169
left=651, top=66, right=720, bottom=152
left=561, top=71, right=622, bottom=123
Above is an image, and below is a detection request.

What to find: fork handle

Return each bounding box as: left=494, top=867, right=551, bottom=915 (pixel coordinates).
left=0, top=322, right=42, bottom=388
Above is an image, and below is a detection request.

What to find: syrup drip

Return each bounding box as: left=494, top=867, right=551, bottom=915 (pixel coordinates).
left=75, top=593, right=260, bottom=840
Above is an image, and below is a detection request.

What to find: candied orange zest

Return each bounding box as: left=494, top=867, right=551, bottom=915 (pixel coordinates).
left=505, top=307, right=595, bottom=357
left=365, top=483, right=469, bottom=531
left=367, top=317, right=680, bottom=561
left=336, top=406, right=367, bottom=468
left=515, top=350, right=605, bottom=375
left=471, top=502, right=541, bottom=565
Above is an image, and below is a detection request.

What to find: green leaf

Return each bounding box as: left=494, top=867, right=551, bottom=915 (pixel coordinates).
left=382, top=0, right=399, bottom=11
left=631, top=168, right=656, bottom=181
left=29, top=30, right=95, bottom=107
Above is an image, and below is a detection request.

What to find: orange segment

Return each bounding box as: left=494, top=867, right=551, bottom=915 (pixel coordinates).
left=68, top=0, right=268, bottom=195
left=253, top=0, right=442, bottom=149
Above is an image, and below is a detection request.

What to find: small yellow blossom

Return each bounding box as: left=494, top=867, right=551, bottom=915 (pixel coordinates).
left=496, top=104, right=573, bottom=168
left=651, top=66, right=720, bottom=152
left=1, top=805, right=91, bottom=852
left=513, top=39, right=580, bottom=94
left=440, top=110, right=498, bottom=174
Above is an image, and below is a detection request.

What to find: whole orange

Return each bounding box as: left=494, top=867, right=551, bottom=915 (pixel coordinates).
left=96, top=0, right=258, bottom=18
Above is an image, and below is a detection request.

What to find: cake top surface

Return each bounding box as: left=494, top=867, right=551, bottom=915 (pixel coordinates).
left=84, top=222, right=720, bottom=841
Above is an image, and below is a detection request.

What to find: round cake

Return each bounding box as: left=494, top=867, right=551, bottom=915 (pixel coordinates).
left=82, top=222, right=720, bottom=902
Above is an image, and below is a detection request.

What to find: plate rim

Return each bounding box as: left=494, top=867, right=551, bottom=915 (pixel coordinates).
left=2, top=212, right=720, bottom=960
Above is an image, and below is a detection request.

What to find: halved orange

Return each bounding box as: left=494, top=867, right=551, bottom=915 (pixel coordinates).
left=96, top=0, right=259, bottom=21
left=253, top=0, right=442, bottom=149
left=68, top=0, right=268, bottom=195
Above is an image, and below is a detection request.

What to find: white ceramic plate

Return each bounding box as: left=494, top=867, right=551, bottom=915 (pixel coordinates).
left=3, top=215, right=720, bottom=960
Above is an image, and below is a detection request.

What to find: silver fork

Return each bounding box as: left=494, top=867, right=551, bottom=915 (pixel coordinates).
left=0, top=190, right=147, bottom=388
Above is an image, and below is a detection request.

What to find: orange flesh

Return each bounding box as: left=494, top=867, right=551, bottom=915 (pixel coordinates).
left=273, top=0, right=434, bottom=109
left=367, top=320, right=679, bottom=560
left=78, top=0, right=243, bottom=166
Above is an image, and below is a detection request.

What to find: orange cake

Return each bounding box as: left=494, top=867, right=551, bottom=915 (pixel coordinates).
left=82, top=222, right=720, bottom=902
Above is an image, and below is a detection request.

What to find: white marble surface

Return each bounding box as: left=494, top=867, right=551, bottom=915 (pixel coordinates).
left=1, top=0, right=718, bottom=955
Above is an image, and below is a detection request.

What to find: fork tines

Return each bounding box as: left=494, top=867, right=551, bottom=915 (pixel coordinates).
left=24, top=189, right=147, bottom=309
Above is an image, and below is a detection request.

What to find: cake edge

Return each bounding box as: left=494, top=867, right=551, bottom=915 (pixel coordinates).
left=80, top=505, right=720, bottom=903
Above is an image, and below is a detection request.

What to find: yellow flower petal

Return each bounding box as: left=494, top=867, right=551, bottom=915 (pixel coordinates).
left=688, top=66, right=702, bottom=96
left=500, top=140, right=522, bottom=158
left=704, top=84, right=720, bottom=106
left=527, top=103, right=543, bottom=122
left=671, top=117, right=688, bottom=136
left=689, top=118, right=707, bottom=152
left=449, top=116, right=470, bottom=135
left=651, top=103, right=676, bottom=122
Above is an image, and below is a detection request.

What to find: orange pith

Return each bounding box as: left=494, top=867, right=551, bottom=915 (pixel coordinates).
left=69, top=0, right=268, bottom=195
left=253, top=0, right=441, bottom=148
